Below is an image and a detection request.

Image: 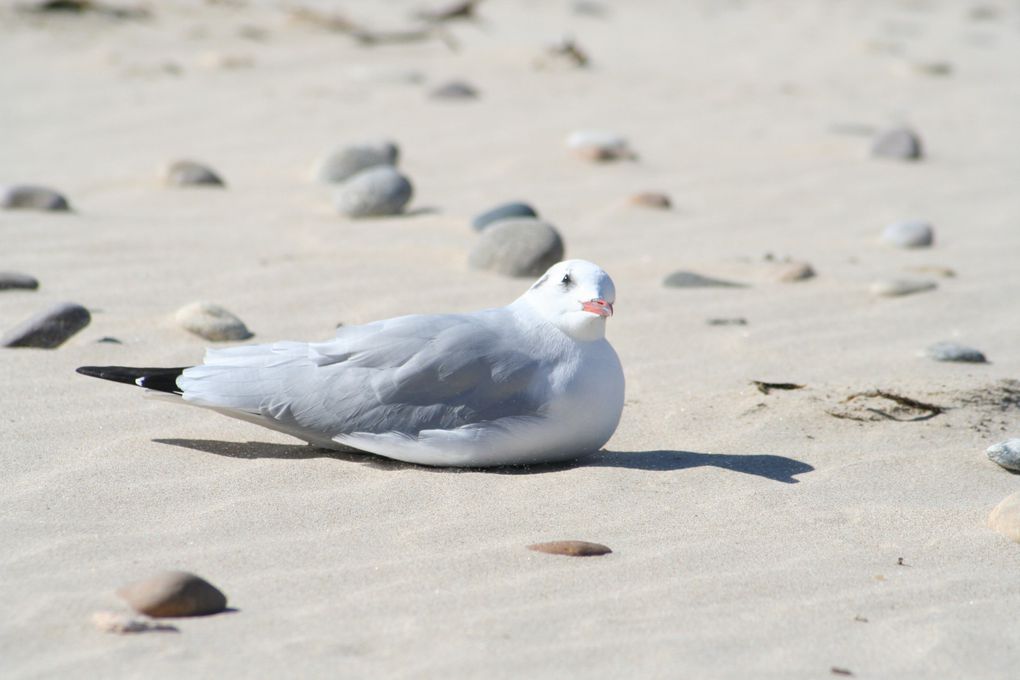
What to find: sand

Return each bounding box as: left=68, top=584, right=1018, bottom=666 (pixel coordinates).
left=3, top=0, right=1020, bottom=677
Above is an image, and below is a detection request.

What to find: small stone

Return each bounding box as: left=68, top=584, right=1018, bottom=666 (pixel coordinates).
left=871, top=127, right=923, bottom=161
left=528, top=540, right=612, bottom=556
left=117, top=570, right=227, bottom=618
left=334, top=166, right=413, bottom=218
left=774, top=261, right=815, bottom=282
left=909, top=265, right=955, bottom=278
left=175, top=302, right=253, bottom=341
left=164, top=160, right=225, bottom=187
left=566, top=130, right=636, bottom=162
left=869, top=279, right=936, bottom=297
left=627, top=192, right=671, bottom=209
left=707, top=318, right=748, bottom=326
left=988, top=491, right=1020, bottom=542
left=881, top=220, right=934, bottom=248
left=987, top=439, right=1020, bottom=472
left=96, top=336, right=123, bottom=344
left=313, top=141, right=399, bottom=184
left=925, top=341, right=987, bottom=363
left=0, top=272, right=40, bottom=291
left=663, top=271, right=746, bottom=288
left=468, top=219, right=565, bottom=278
left=2, top=302, right=90, bottom=349
left=1, top=185, right=71, bottom=211
left=429, top=81, right=479, bottom=100
left=471, top=202, right=538, bottom=231
left=92, top=610, right=177, bottom=634
left=913, top=61, right=953, bottom=77
left=572, top=1, right=607, bottom=17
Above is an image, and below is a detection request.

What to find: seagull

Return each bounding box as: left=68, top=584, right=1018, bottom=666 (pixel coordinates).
left=77, top=260, right=625, bottom=467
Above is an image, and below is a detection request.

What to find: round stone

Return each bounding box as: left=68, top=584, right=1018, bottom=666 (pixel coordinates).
left=627, top=192, right=671, bottom=209
left=0, top=272, right=40, bottom=291
left=869, top=279, right=936, bottom=297
left=471, top=202, right=538, bottom=231
left=988, top=492, right=1020, bottom=542
left=925, top=341, right=987, bottom=363
left=1, top=185, right=70, bottom=211
left=881, top=220, right=934, bottom=248
left=566, top=130, right=636, bottom=161
left=429, top=80, right=479, bottom=99
left=468, top=219, right=565, bottom=277
left=1, top=302, right=90, bottom=349
left=871, top=127, right=923, bottom=160
left=165, top=160, right=225, bottom=187
left=175, top=301, right=253, bottom=341
left=117, top=570, right=227, bottom=618
left=773, top=261, right=815, bottom=282
left=987, top=439, right=1020, bottom=472
left=334, top=166, right=413, bottom=218
left=663, top=271, right=746, bottom=288
left=313, top=141, right=399, bottom=183
left=527, top=540, right=612, bottom=556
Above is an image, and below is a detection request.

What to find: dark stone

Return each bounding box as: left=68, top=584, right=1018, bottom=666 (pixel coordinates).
left=925, top=341, right=987, bottom=363
left=468, top=219, right=564, bottom=277
left=663, top=271, right=746, bottom=288
left=1, top=185, right=71, bottom=211
left=165, top=160, right=225, bottom=187
left=527, top=540, right=612, bottom=556
left=0, top=272, right=40, bottom=291
left=872, top=127, right=923, bottom=160
left=1, top=302, right=90, bottom=348
left=471, top=202, right=538, bottom=231
left=117, top=571, right=227, bottom=618
left=429, top=81, right=479, bottom=99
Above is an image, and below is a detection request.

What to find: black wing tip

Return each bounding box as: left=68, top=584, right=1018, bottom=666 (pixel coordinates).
left=76, top=365, right=189, bottom=394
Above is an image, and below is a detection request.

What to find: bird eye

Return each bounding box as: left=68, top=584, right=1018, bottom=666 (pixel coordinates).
left=560, top=273, right=572, bottom=285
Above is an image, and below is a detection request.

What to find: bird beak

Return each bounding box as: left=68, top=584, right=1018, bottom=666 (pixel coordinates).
left=580, top=298, right=613, bottom=317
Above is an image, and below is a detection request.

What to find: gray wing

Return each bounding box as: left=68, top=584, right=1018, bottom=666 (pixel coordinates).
left=178, top=308, right=546, bottom=440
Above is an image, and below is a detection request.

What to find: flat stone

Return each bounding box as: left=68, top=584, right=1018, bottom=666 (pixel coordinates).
left=881, top=220, right=934, bottom=248
left=707, top=318, right=748, bottom=326
left=627, top=192, right=671, bottom=209
left=175, top=301, right=253, bottom=341
left=0, top=272, right=40, bottom=290
left=871, top=127, right=923, bottom=161
left=527, top=540, right=612, bottom=556
left=334, top=166, right=413, bottom=218
left=429, top=81, right=479, bottom=99
left=117, top=570, right=227, bottom=618
left=987, top=439, right=1020, bottom=472
left=566, top=130, right=636, bottom=161
left=1, top=185, right=71, bottom=211
left=988, top=491, right=1020, bottom=542
left=313, top=141, right=399, bottom=184
left=1, top=302, right=90, bottom=348
left=869, top=279, right=936, bottom=297
left=471, top=202, right=538, bottom=231
left=165, top=160, right=225, bottom=187
left=774, top=261, right=815, bottom=282
left=925, top=341, right=987, bottom=363
left=663, top=271, right=746, bottom=288
left=468, top=219, right=565, bottom=277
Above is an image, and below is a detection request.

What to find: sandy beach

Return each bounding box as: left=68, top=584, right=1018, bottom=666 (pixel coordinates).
left=3, top=0, right=1020, bottom=677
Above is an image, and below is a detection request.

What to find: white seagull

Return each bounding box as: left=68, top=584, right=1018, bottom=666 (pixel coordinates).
left=78, top=260, right=625, bottom=467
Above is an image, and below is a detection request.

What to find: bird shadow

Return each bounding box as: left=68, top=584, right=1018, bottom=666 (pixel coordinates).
left=152, top=439, right=813, bottom=483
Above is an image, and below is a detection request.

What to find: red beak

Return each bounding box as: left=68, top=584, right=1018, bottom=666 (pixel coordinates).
left=581, top=298, right=613, bottom=317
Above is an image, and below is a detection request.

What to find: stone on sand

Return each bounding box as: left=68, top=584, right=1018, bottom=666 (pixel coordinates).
left=334, top=166, right=413, bottom=218
left=117, top=570, right=227, bottom=618
left=1, top=302, right=90, bottom=349
left=881, top=220, right=934, bottom=248
left=0, top=272, right=40, bottom=291
left=988, top=492, right=1020, bottom=542
left=869, top=279, right=936, bottom=297
left=468, top=219, right=564, bottom=277
left=663, top=271, right=746, bottom=288
left=175, top=301, right=253, bottom=341
left=925, top=341, right=987, bottom=363
left=1, top=185, right=71, bottom=211
left=627, top=192, right=671, bottom=209
left=987, top=439, right=1020, bottom=472
left=528, top=540, right=612, bottom=556
left=164, top=160, right=225, bottom=187
left=471, top=201, right=538, bottom=231
left=429, top=81, right=479, bottom=100
left=871, top=127, right=923, bottom=161
left=313, top=141, right=399, bottom=184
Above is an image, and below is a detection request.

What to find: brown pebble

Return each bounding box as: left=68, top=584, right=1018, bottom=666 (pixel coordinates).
left=627, top=192, right=671, bottom=209
left=775, top=261, right=816, bottom=282
left=527, top=540, right=612, bottom=556
left=117, top=570, right=227, bottom=618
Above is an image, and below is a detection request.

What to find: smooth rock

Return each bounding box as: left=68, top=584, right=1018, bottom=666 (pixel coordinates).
left=1, top=185, right=70, bottom=211
left=314, top=141, right=399, bottom=184
left=429, top=81, right=478, bottom=100
left=471, top=202, right=538, bottom=231
left=987, top=439, right=1020, bottom=472
left=1, top=302, right=90, bottom=348
left=334, top=166, right=413, bottom=218
left=117, top=571, right=227, bottom=618
left=0, top=272, right=40, bottom=290
left=871, top=127, right=923, bottom=160
left=528, top=540, right=612, bottom=556
left=988, top=491, right=1020, bottom=542
left=663, top=271, right=746, bottom=288
left=774, top=261, right=815, bottom=282
left=175, top=302, right=252, bottom=341
left=881, top=220, right=933, bottom=248
left=566, top=130, right=636, bottom=161
left=627, top=192, right=671, bottom=209
left=165, top=160, right=225, bottom=187
left=925, top=341, right=987, bottom=363
left=707, top=317, right=748, bottom=326
left=468, top=219, right=565, bottom=277
left=869, top=279, right=936, bottom=297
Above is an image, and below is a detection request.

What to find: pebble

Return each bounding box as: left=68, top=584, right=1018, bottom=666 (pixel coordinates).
left=1, top=185, right=71, bottom=211
left=881, top=220, right=934, bottom=248
left=566, top=130, right=636, bottom=161
left=164, top=160, right=225, bottom=187
left=175, top=301, right=253, bottom=341
left=663, top=271, right=746, bottom=288
left=988, top=491, right=1020, bottom=542
left=707, top=318, right=748, bottom=326
left=1, top=302, right=90, bottom=349
left=429, top=81, right=479, bottom=100
left=313, top=141, right=399, bottom=184
left=471, top=202, right=538, bottom=231
left=627, top=192, right=671, bottom=209
left=91, top=610, right=177, bottom=634
left=925, top=341, right=987, bottom=363
left=869, top=279, right=936, bottom=297
left=871, top=127, right=923, bottom=161
left=987, top=439, right=1020, bottom=472
left=468, top=219, right=565, bottom=277
left=909, top=265, right=955, bottom=278
left=117, top=570, right=227, bottom=618
left=527, top=540, right=612, bottom=556
left=773, top=261, right=815, bottom=282
left=0, top=272, right=40, bottom=291
left=334, top=166, right=413, bottom=218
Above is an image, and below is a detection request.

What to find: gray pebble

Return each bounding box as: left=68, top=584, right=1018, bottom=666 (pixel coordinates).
left=871, top=127, right=923, bottom=160
left=468, top=219, right=565, bottom=277
left=881, top=220, right=934, bottom=248
left=313, top=141, right=399, bottom=183
left=707, top=318, right=748, bottom=326
left=869, top=279, right=936, bottom=297
left=472, top=202, right=538, bottom=231
left=1, top=302, right=90, bottom=348
left=0, top=272, right=39, bottom=291
left=429, top=81, right=479, bottom=100
left=1, top=185, right=71, bottom=211
left=987, top=439, right=1020, bottom=472
left=925, top=341, right=987, bottom=363
left=334, top=166, right=413, bottom=218
left=663, top=271, right=746, bottom=288
left=117, top=570, right=227, bottom=618
left=165, top=160, right=225, bottom=187
left=175, top=301, right=253, bottom=341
